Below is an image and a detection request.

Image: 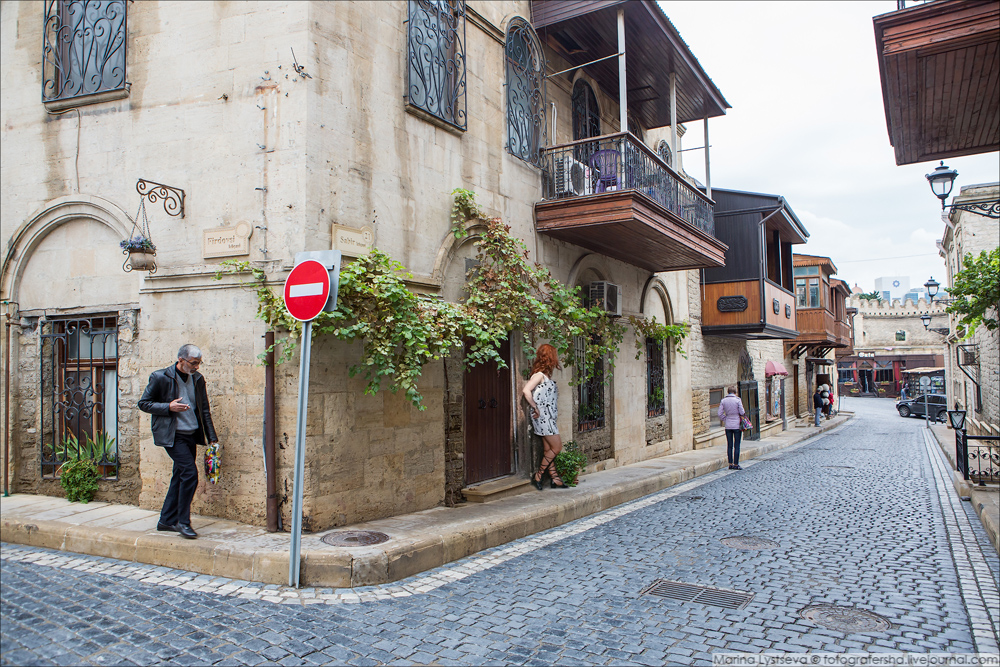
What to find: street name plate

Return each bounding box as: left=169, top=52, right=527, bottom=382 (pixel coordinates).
left=204, top=222, right=252, bottom=259
left=332, top=224, right=374, bottom=257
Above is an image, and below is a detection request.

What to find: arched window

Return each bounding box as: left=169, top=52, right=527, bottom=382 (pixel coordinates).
left=505, top=17, right=545, bottom=166
left=656, top=140, right=672, bottom=168
left=572, top=80, right=601, bottom=141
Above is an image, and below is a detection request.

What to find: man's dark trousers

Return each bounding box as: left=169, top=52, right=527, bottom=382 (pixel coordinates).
left=160, top=431, right=199, bottom=526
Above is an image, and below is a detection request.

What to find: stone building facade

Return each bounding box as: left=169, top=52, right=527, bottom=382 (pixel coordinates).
left=939, top=183, right=1000, bottom=433
left=1, top=0, right=748, bottom=530
left=837, top=296, right=947, bottom=399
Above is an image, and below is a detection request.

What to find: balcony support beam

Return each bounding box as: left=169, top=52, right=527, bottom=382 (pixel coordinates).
left=670, top=72, right=678, bottom=161
left=617, top=8, right=628, bottom=133
left=703, top=114, right=712, bottom=198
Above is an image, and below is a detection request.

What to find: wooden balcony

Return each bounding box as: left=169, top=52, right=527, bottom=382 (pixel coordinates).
left=786, top=308, right=852, bottom=357
left=701, top=279, right=797, bottom=339
left=535, top=133, right=727, bottom=272
left=874, top=0, right=1000, bottom=165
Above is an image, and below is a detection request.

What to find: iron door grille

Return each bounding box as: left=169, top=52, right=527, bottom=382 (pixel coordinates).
left=40, top=317, right=119, bottom=479
left=646, top=338, right=665, bottom=417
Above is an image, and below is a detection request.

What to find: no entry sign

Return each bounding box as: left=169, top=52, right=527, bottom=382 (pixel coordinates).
left=283, top=260, right=331, bottom=322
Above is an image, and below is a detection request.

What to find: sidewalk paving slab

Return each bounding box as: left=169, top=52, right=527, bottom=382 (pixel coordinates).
left=2, top=413, right=852, bottom=588
left=929, top=422, right=1000, bottom=556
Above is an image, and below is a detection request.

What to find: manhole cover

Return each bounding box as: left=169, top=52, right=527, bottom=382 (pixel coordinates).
left=720, top=536, right=779, bottom=550
left=800, top=605, right=892, bottom=633
left=321, top=530, right=390, bottom=547
left=641, top=579, right=754, bottom=610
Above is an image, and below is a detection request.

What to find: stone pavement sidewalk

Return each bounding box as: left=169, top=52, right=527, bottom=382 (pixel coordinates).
left=929, top=422, right=1000, bottom=556
left=1, top=413, right=851, bottom=589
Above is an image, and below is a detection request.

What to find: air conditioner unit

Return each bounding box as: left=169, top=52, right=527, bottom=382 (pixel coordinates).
left=553, top=155, right=590, bottom=197
left=589, top=281, right=622, bottom=317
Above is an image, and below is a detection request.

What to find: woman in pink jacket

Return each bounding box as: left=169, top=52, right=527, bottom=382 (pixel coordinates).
left=718, top=386, right=746, bottom=470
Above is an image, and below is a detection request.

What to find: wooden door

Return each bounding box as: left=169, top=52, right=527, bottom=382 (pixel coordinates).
left=464, top=337, right=513, bottom=485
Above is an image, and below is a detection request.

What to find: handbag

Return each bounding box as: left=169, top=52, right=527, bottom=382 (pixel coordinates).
left=740, top=415, right=752, bottom=431
left=204, top=441, right=221, bottom=484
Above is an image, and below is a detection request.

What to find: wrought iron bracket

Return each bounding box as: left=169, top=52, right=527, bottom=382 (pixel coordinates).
left=927, top=327, right=950, bottom=335
left=136, top=179, right=185, bottom=218
left=943, top=200, right=1000, bottom=219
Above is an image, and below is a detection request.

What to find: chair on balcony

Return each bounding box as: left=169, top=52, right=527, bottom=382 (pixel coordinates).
left=589, top=149, right=620, bottom=193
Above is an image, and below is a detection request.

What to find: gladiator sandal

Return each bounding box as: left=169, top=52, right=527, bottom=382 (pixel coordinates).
left=547, top=458, right=567, bottom=488
left=533, top=451, right=556, bottom=490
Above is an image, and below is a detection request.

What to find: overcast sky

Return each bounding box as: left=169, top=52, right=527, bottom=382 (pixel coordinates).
left=658, top=1, right=1000, bottom=293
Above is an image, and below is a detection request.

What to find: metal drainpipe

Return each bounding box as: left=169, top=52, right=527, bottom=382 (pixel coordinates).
left=264, top=331, right=278, bottom=531
left=3, top=307, right=11, bottom=497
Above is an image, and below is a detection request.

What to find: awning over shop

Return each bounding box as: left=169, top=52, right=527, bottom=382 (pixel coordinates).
left=902, top=367, right=945, bottom=374
left=805, top=357, right=835, bottom=366
left=765, top=360, right=788, bottom=377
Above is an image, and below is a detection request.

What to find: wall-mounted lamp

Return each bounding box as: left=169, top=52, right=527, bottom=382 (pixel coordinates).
left=925, top=162, right=999, bottom=218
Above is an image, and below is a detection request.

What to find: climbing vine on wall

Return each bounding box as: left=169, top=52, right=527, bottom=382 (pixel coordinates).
left=216, top=191, right=689, bottom=409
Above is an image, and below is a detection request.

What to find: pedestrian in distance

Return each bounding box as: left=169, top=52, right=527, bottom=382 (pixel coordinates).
left=813, top=386, right=824, bottom=427
left=138, top=344, right=219, bottom=539
left=522, top=343, right=567, bottom=490
left=718, top=386, right=746, bottom=470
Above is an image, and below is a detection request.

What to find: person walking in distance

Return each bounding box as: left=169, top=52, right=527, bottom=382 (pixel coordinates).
left=718, top=386, right=746, bottom=470
left=522, top=344, right=568, bottom=490
left=138, top=344, right=219, bottom=539
left=813, top=386, right=823, bottom=427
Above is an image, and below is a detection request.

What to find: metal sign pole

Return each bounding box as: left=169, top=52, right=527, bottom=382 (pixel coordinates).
left=289, top=320, right=312, bottom=588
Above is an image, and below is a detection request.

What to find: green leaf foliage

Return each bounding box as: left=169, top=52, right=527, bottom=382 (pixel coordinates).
left=856, top=290, right=882, bottom=301
left=553, top=441, right=587, bottom=487
left=60, top=458, right=100, bottom=503
left=215, top=191, right=691, bottom=409
left=947, top=248, right=1000, bottom=338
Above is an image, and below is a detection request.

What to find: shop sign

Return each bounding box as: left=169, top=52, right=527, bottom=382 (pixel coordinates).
left=858, top=351, right=876, bottom=358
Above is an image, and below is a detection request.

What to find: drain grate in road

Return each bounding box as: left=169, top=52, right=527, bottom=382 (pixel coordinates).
left=822, top=465, right=855, bottom=469
left=800, top=605, right=892, bottom=633
left=641, top=579, right=754, bottom=610
left=321, top=530, right=390, bottom=547
left=720, top=535, right=780, bottom=550
left=672, top=496, right=704, bottom=501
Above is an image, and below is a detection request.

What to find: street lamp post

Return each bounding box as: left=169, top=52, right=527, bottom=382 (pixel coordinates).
left=924, top=162, right=1000, bottom=218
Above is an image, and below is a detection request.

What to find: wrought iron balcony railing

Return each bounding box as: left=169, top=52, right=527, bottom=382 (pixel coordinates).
left=541, top=132, right=715, bottom=237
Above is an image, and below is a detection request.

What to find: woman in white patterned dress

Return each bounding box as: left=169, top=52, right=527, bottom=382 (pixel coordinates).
left=522, top=344, right=567, bottom=490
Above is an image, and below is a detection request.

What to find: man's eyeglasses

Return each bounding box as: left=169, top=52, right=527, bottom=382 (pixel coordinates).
left=185, top=358, right=203, bottom=367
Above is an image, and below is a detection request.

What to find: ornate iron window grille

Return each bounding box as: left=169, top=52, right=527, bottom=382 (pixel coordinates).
left=656, top=140, right=672, bottom=168
left=575, top=335, right=605, bottom=431
left=505, top=17, right=546, bottom=167
left=406, top=0, right=467, bottom=130
left=957, top=343, right=982, bottom=412
left=646, top=338, right=665, bottom=418
left=42, top=0, right=127, bottom=103
left=40, top=317, right=120, bottom=479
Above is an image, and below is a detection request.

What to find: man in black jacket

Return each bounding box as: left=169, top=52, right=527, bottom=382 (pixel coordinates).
left=138, top=344, right=218, bottom=539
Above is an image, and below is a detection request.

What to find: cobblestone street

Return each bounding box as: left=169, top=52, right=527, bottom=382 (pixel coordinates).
left=3, top=397, right=999, bottom=666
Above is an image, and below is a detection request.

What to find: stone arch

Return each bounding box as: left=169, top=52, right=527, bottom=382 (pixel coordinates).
left=567, top=252, right=612, bottom=290
left=640, top=275, right=674, bottom=324
left=1, top=195, right=136, bottom=310
left=431, top=219, right=489, bottom=303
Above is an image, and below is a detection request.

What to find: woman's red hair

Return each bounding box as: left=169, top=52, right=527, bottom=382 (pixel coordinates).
left=531, top=344, right=560, bottom=376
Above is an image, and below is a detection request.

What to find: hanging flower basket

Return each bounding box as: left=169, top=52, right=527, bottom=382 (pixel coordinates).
left=121, top=237, right=157, bottom=272
left=122, top=198, right=157, bottom=273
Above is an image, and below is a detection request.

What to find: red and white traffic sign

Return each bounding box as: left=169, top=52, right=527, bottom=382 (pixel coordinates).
left=283, top=260, right=331, bottom=322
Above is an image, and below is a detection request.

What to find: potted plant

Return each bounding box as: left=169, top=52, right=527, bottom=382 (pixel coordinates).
left=121, top=235, right=156, bottom=271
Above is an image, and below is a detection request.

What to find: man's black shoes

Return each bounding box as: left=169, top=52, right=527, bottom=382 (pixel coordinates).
left=174, top=524, right=198, bottom=539
left=156, top=522, right=197, bottom=539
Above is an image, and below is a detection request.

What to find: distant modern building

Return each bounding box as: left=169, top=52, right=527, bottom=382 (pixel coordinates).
left=874, top=276, right=910, bottom=301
